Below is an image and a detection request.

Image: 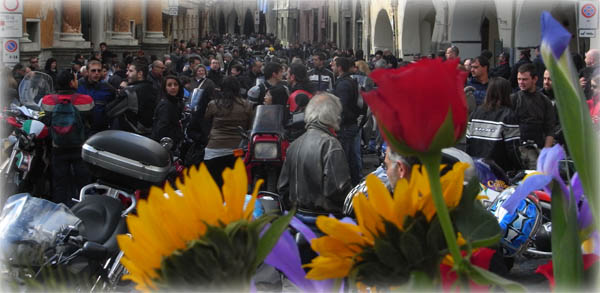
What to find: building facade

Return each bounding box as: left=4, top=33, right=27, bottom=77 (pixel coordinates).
left=17, top=0, right=207, bottom=68
left=7, top=0, right=600, bottom=67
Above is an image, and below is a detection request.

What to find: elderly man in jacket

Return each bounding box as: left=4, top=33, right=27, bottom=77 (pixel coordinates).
left=278, top=93, right=352, bottom=217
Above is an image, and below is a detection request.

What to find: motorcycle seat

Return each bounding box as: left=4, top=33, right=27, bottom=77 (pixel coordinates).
left=71, top=194, right=127, bottom=254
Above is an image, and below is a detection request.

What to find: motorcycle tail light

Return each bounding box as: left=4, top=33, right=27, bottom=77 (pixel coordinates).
left=253, top=142, right=278, bottom=160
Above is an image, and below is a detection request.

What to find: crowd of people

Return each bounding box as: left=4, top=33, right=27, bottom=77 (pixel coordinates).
left=1, top=32, right=599, bottom=217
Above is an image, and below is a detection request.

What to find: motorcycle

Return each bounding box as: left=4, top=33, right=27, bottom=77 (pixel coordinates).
left=0, top=130, right=172, bottom=290
left=1, top=72, right=54, bottom=202
left=244, top=105, right=289, bottom=192
left=0, top=112, right=49, bottom=203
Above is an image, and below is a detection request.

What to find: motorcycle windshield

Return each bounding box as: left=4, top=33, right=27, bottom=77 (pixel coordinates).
left=251, top=105, right=285, bottom=136
left=18, top=72, right=54, bottom=108
left=190, top=88, right=205, bottom=111
left=0, top=193, right=80, bottom=266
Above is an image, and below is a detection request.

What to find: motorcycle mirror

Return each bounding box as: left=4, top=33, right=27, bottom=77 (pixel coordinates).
left=160, top=137, right=174, bottom=150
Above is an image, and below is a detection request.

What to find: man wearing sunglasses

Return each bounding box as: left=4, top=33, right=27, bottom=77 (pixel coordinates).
left=77, top=60, right=116, bottom=133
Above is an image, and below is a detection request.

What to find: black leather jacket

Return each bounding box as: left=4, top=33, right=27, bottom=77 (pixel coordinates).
left=277, top=122, right=352, bottom=216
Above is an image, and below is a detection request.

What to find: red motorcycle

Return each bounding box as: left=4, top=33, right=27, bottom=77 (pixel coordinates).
left=243, top=105, right=289, bottom=192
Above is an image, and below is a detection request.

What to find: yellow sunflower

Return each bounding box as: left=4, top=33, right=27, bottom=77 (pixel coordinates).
left=117, top=159, right=261, bottom=291
left=304, top=162, right=469, bottom=280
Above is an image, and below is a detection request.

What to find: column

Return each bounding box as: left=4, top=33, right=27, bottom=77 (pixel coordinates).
left=112, top=0, right=133, bottom=40
left=60, top=0, right=85, bottom=41
left=145, top=0, right=167, bottom=42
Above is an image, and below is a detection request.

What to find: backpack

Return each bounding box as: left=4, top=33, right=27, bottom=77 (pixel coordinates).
left=50, top=95, right=86, bottom=148
left=347, top=75, right=368, bottom=116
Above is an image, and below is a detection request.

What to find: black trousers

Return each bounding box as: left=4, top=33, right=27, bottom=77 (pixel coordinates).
left=204, top=154, right=237, bottom=188
left=51, top=150, right=91, bottom=207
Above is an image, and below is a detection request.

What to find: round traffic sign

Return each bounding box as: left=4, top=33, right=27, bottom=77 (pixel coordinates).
left=5, top=40, right=18, bottom=52
left=2, top=0, right=19, bottom=12
left=582, top=3, right=596, bottom=18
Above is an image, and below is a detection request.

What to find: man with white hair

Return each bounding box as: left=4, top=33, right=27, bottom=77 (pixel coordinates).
left=278, top=93, right=352, bottom=217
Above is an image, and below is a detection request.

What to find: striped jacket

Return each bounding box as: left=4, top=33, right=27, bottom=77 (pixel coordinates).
left=466, top=106, right=523, bottom=172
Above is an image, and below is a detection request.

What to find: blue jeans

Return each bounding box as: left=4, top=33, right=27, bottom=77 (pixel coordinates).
left=338, top=124, right=362, bottom=185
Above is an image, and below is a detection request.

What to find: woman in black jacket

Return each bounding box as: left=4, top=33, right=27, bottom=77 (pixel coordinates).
left=44, top=58, right=58, bottom=89
left=466, top=77, right=523, bottom=172
left=151, top=75, right=184, bottom=146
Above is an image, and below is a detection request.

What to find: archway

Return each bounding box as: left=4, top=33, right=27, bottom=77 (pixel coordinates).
left=243, top=9, right=254, bottom=35
left=401, top=0, right=436, bottom=59
left=450, top=0, right=499, bottom=61
left=373, top=10, right=393, bottom=52
left=227, top=9, right=239, bottom=34
left=219, top=11, right=226, bottom=34
left=549, top=2, right=578, bottom=54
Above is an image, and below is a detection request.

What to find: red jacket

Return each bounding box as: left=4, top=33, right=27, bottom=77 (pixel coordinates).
left=588, top=95, right=600, bottom=125
left=41, top=91, right=94, bottom=113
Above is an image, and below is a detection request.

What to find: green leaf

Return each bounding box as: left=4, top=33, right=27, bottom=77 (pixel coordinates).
left=543, top=49, right=600, bottom=222
left=550, top=181, right=583, bottom=289
left=426, top=216, right=447, bottom=253
left=373, top=238, right=404, bottom=269
left=398, top=232, right=424, bottom=265
left=251, top=209, right=296, bottom=270
left=403, top=270, right=435, bottom=290
left=457, top=176, right=481, bottom=209
left=453, top=202, right=501, bottom=249
left=466, top=263, right=526, bottom=292
left=427, top=109, right=457, bottom=153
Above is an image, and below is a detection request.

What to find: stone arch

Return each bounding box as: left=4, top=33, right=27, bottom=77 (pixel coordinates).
left=374, top=9, right=393, bottom=52
left=401, top=0, right=436, bottom=59
left=227, top=9, right=240, bottom=34
left=219, top=11, right=226, bottom=34
left=243, top=9, right=255, bottom=35
left=513, top=0, right=576, bottom=54
left=449, top=0, right=499, bottom=61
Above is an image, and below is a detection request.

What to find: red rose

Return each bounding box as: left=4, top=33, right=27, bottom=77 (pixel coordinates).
left=535, top=254, right=600, bottom=290
left=363, top=58, right=468, bottom=153
left=440, top=248, right=496, bottom=291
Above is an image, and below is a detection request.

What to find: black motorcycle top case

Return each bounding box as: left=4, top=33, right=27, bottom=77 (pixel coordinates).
left=81, top=130, right=171, bottom=190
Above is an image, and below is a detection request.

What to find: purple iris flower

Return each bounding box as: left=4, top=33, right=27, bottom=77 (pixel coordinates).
left=263, top=216, right=335, bottom=292
left=501, top=145, right=593, bottom=231
left=541, top=11, right=572, bottom=59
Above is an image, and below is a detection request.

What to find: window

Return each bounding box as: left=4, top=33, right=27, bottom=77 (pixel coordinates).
left=25, top=20, right=40, bottom=43
left=130, top=20, right=135, bottom=36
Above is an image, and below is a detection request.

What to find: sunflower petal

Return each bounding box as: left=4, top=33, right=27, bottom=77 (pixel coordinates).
left=365, top=174, right=398, bottom=227
left=311, top=236, right=361, bottom=257
left=441, top=162, right=468, bottom=208
left=222, top=159, right=248, bottom=223
left=304, top=256, right=353, bottom=280
left=316, top=216, right=367, bottom=246
left=352, top=194, right=381, bottom=243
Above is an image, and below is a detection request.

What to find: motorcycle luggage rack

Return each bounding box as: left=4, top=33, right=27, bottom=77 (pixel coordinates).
left=78, top=183, right=137, bottom=217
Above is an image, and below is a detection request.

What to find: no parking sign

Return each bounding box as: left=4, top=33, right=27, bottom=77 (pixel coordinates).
left=0, top=0, right=22, bottom=13
left=579, top=1, right=599, bottom=29
left=2, top=38, right=19, bottom=65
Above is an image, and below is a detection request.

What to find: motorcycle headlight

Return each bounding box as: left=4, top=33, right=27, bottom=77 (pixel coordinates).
left=254, top=142, right=278, bottom=160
